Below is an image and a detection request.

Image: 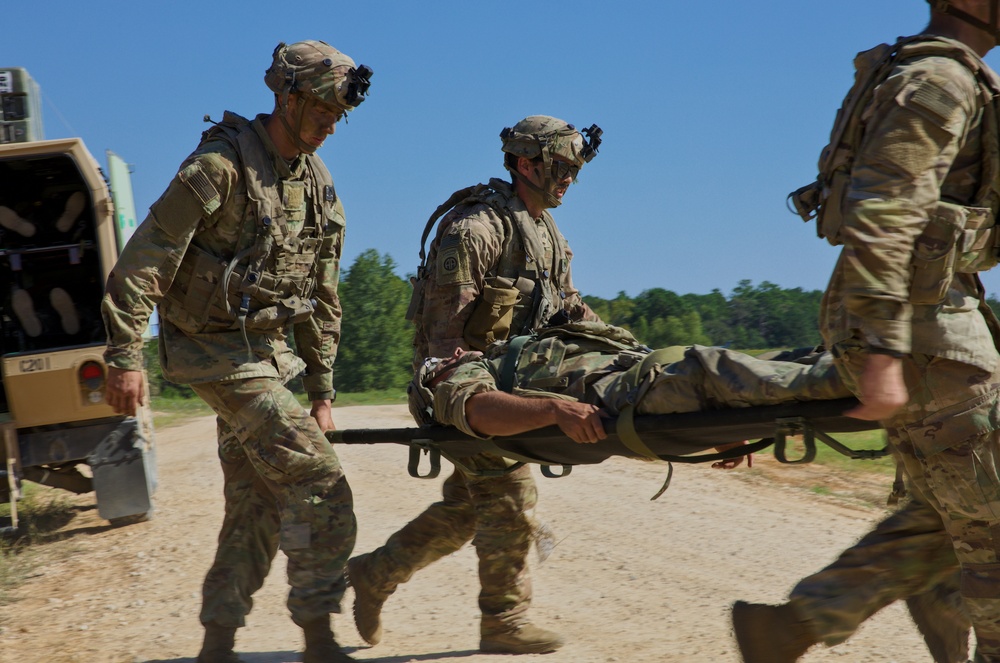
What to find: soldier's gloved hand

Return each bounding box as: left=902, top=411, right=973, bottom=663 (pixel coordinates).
left=105, top=366, right=146, bottom=416
left=552, top=401, right=607, bottom=444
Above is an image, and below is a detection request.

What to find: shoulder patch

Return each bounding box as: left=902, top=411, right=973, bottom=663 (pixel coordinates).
left=178, top=162, right=222, bottom=216
left=436, top=231, right=472, bottom=285
left=909, top=82, right=962, bottom=125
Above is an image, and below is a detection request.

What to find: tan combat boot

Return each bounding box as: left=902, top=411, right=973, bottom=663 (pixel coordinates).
left=731, top=601, right=818, bottom=663
left=348, top=553, right=387, bottom=645
left=196, top=622, right=242, bottom=663
left=301, top=615, right=355, bottom=663
left=480, top=621, right=565, bottom=654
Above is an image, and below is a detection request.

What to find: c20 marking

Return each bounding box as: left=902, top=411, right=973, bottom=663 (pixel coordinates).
left=17, top=357, right=50, bottom=373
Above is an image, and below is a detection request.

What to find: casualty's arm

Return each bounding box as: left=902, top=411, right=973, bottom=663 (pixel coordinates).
left=465, top=391, right=607, bottom=443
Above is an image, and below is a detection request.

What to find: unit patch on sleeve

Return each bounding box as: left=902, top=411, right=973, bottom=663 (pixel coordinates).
left=436, top=232, right=472, bottom=285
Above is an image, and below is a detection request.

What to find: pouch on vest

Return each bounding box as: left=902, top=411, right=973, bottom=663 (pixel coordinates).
left=956, top=205, right=1000, bottom=274
left=511, top=336, right=568, bottom=390
left=909, top=201, right=990, bottom=305
left=463, top=281, right=520, bottom=351
left=245, top=295, right=316, bottom=330
left=164, top=244, right=231, bottom=328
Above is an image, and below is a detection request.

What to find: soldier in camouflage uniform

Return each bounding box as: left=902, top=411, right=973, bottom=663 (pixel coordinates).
left=101, top=40, right=372, bottom=663
left=733, top=2, right=1000, bottom=662
left=348, top=116, right=602, bottom=654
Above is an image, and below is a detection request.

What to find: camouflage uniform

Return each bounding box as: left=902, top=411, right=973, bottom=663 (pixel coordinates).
left=355, top=117, right=600, bottom=646
left=785, top=35, right=1000, bottom=661
left=411, top=322, right=850, bottom=434
left=101, top=111, right=356, bottom=630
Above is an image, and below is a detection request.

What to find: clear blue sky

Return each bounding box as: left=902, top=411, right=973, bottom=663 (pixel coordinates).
left=9, top=0, right=1000, bottom=300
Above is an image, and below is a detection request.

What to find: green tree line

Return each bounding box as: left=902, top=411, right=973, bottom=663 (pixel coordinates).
left=142, top=251, right=1000, bottom=396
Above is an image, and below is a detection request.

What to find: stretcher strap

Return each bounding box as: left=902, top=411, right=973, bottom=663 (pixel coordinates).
left=617, top=348, right=678, bottom=460
left=499, top=334, right=532, bottom=393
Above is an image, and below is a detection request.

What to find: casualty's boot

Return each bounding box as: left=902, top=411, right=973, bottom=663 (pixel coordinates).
left=480, top=621, right=565, bottom=654
left=56, top=191, right=85, bottom=233
left=906, top=585, right=971, bottom=663
left=348, top=552, right=387, bottom=645
left=49, top=288, right=79, bottom=335
left=301, top=615, right=355, bottom=663
left=196, top=622, right=242, bottom=663
left=731, top=600, right=818, bottom=663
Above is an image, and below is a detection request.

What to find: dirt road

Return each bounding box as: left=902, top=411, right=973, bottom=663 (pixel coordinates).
left=0, top=405, right=949, bottom=662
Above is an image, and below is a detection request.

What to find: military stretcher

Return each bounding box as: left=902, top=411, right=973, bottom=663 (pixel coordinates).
left=325, top=397, right=887, bottom=485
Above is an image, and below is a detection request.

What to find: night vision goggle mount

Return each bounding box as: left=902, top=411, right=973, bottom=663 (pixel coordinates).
left=345, top=64, right=373, bottom=107
left=580, top=124, right=602, bottom=162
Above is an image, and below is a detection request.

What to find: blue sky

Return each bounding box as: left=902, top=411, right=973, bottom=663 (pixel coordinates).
left=8, top=0, right=1000, bottom=300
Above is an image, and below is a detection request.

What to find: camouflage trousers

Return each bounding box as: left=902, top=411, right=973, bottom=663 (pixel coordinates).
left=793, top=346, right=1000, bottom=659
left=359, top=453, right=538, bottom=629
left=191, top=377, right=357, bottom=628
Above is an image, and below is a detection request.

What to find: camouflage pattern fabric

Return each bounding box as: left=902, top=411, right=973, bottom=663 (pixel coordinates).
left=364, top=173, right=598, bottom=630
left=812, top=39, right=1000, bottom=661
left=352, top=454, right=538, bottom=625
left=102, top=114, right=345, bottom=399
left=417, top=322, right=850, bottom=438
left=101, top=113, right=353, bottom=627
left=193, top=377, right=356, bottom=627
left=789, top=475, right=966, bottom=648
left=411, top=178, right=598, bottom=363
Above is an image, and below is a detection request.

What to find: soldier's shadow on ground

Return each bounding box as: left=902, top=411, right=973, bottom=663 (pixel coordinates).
left=145, top=648, right=480, bottom=663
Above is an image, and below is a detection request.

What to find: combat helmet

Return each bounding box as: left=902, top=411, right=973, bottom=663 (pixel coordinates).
left=500, top=115, right=602, bottom=208
left=265, top=40, right=373, bottom=152
left=927, top=0, right=1000, bottom=44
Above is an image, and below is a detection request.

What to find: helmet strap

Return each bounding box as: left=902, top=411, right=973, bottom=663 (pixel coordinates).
left=939, top=1, right=1000, bottom=44
left=510, top=164, right=562, bottom=210
left=277, top=94, right=320, bottom=155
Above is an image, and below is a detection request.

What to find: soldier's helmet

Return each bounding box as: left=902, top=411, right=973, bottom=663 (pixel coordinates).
left=265, top=40, right=372, bottom=111
left=500, top=115, right=600, bottom=169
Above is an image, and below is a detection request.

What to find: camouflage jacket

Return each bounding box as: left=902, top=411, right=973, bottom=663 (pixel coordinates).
left=821, top=37, right=1000, bottom=370
left=410, top=322, right=848, bottom=437
left=102, top=113, right=345, bottom=398
left=410, top=178, right=599, bottom=367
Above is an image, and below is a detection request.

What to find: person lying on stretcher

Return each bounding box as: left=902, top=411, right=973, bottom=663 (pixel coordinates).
left=406, top=322, right=851, bottom=470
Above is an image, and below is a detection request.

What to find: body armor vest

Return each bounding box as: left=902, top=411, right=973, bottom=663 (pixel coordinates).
left=409, top=178, right=573, bottom=354
left=788, top=37, right=1000, bottom=304
left=164, top=112, right=339, bottom=333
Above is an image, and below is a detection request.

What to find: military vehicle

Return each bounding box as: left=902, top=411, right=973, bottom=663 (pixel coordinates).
left=0, top=67, right=155, bottom=534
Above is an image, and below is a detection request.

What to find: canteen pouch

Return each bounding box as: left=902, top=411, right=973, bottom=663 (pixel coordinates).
left=463, top=281, right=520, bottom=351
left=909, top=201, right=968, bottom=305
